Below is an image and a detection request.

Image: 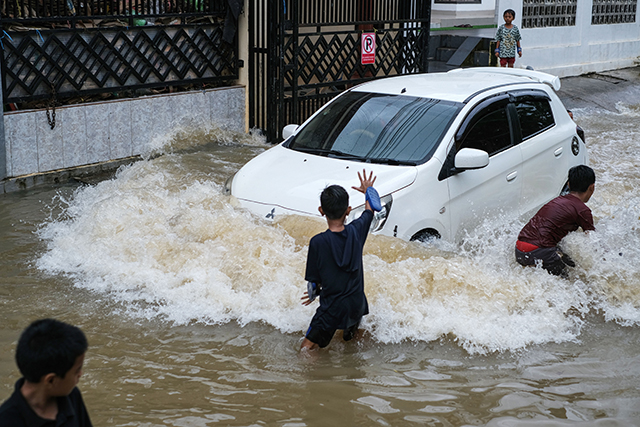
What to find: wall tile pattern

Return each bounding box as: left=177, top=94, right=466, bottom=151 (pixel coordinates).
left=3, top=86, right=245, bottom=178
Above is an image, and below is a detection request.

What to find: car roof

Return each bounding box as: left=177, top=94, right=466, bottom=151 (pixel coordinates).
left=351, top=67, right=561, bottom=104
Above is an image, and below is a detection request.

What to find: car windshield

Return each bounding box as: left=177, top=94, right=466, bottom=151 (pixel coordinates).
left=284, top=91, right=462, bottom=165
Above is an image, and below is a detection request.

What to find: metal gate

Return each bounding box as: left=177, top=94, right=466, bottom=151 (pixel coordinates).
left=249, top=0, right=431, bottom=142
left=1, top=0, right=235, bottom=105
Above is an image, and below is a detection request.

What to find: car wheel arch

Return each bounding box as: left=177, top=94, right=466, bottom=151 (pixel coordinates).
left=410, top=228, right=442, bottom=242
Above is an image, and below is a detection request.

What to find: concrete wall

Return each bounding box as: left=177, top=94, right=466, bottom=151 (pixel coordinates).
left=0, top=60, right=5, bottom=182
left=431, top=0, right=496, bottom=18
left=2, top=86, right=245, bottom=180
left=497, top=0, right=640, bottom=77
left=431, top=0, right=497, bottom=28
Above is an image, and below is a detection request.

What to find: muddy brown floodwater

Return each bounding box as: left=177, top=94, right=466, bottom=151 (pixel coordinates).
left=1, top=103, right=640, bottom=426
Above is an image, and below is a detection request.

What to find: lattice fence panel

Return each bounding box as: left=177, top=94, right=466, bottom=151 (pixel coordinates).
left=377, top=28, right=422, bottom=75
left=284, top=27, right=425, bottom=92
left=2, top=25, right=237, bottom=103
left=2, top=0, right=225, bottom=23
left=291, top=33, right=361, bottom=88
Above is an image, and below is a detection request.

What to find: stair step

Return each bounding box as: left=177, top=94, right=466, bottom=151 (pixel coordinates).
left=446, top=36, right=482, bottom=66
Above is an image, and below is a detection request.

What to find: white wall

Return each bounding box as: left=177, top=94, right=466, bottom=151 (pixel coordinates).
left=497, top=0, right=640, bottom=77
left=3, top=86, right=245, bottom=179
left=432, top=0, right=496, bottom=16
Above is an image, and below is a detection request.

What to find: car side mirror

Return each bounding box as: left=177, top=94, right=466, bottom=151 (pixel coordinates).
left=282, top=124, right=299, bottom=140
left=454, top=148, right=489, bottom=170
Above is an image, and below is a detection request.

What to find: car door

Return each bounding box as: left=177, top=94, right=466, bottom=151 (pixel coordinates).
left=441, top=96, right=523, bottom=240
left=514, top=91, right=569, bottom=216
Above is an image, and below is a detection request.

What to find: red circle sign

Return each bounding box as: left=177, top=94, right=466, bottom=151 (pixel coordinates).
left=361, top=33, right=376, bottom=65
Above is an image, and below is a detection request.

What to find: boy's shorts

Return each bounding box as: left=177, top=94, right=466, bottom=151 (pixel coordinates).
left=500, top=57, right=515, bottom=66
left=306, top=319, right=361, bottom=348
left=515, top=246, right=569, bottom=276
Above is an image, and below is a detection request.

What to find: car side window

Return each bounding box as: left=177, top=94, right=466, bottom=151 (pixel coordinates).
left=457, top=103, right=512, bottom=156
left=515, top=97, right=555, bottom=140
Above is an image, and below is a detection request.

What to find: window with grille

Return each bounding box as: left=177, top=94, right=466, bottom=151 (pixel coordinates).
left=522, top=0, right=577, bottom=28
left=592, top=0, right=637, bottom=24
left=435, top=0, right=481, bottom=4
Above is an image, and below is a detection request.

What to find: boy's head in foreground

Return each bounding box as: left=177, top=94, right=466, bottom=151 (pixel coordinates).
left=17, top=319, right=88, bottom=395
left=319, top=185, right=351, bottom=220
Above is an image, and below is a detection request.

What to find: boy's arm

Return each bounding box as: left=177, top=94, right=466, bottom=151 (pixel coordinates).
left=494, top=27, right=503, bottom=57
left=352, top=169, right=377, bottom=211
left=302, top=238, right=321, bottom=305
left=301, top=290, right=315, bottom=306
left=301, top=281, right=320, bottom=306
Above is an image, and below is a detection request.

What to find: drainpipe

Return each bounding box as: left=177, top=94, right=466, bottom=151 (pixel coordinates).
left=0, top=57, right=6, bottom=181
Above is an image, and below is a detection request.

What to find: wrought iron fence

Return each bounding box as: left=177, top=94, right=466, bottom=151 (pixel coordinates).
left=1, top=0, right=237, bottom=105
left=2, top=0, right=226, bottom=25
left=249, top=0, right=430, bottom=143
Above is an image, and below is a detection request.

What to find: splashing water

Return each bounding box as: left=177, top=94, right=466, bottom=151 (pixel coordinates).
left=36, top=105, right=640, bottom=354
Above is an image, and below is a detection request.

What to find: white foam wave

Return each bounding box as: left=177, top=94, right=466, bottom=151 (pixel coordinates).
left=38, top=160, right=312, bottom=331
left=142, top=122, right=268, bottom=159
left=36, top=106, right=640, bottom=354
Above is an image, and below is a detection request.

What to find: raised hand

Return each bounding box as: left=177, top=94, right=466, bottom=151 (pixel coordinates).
left=352, top=169, right=377, bottom=194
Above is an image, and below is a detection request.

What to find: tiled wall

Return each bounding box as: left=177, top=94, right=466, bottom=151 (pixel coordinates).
left=3, top=86, right=245, bottom=178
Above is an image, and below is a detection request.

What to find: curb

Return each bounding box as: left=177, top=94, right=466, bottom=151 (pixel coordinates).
left=1, top=156, right=140, bottom=194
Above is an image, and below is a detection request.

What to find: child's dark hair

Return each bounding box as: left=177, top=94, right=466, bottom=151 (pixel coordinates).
left=568, top=165, right=596, bottom=193
left=16, top=319, right=88, bottom=382
left=320, top=185, right=349, bottom=220
left=504, top=9, right=516, bottom=18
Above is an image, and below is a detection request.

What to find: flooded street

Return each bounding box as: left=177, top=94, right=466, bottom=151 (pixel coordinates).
left=1, top=100, right=640, bottom=425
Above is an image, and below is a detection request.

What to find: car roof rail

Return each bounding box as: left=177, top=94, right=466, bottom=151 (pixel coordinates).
left=447, top=67, right=561, bottom=91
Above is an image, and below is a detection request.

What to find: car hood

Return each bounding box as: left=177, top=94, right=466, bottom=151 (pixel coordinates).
left=232, top=144, right=418, bottom=216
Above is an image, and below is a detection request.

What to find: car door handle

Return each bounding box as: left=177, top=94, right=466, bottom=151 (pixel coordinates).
left=554, top=147, right=563, bottom=157
left=506, top=171, right=518, bottom=182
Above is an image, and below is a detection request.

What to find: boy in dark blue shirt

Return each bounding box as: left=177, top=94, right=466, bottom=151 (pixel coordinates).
left=300, top=169, right=378, bottom=350
left=0, top=319, right=92, bottom=427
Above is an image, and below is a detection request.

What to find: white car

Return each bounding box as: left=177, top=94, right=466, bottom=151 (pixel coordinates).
left=225, top=68, right=588, bottom=242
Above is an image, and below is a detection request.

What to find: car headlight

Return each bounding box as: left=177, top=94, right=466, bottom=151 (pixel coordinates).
left=347, top=194, right=393, bottom=232
left=223, top=174, right=235, bottom=195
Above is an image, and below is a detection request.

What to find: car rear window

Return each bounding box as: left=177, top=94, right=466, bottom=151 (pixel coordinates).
left=285, top=91, right=462, bottom=165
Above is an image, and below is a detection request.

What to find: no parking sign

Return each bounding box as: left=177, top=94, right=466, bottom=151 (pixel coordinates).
left=361, top=32, right=376, bottom=65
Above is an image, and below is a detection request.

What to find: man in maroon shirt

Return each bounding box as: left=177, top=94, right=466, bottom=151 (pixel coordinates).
left=516, top=165, right=596, bottom=276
